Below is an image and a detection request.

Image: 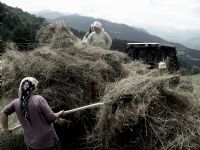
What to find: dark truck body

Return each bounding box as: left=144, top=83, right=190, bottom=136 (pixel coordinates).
left=126, top=43, right=179, bottom=72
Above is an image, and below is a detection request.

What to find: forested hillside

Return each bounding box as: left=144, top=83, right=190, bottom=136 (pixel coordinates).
left=0, top=2, right=45, bottom=51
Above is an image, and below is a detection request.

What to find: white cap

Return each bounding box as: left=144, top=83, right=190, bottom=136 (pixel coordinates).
left=93, top=21, right=102, bottom=29
left=91, top=23, right=94, bottom=27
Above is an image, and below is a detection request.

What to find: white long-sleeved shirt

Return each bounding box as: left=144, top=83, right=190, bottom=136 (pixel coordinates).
left=87, top=31, right=112, bottom=49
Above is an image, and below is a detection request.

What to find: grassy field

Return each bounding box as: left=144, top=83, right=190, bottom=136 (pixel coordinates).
left=190, top=74, right=200, bottom=85
left=189, top=74, right=200, bottom=92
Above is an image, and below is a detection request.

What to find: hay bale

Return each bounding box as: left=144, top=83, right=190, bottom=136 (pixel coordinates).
left=37, top=22, right=77, bottom=48
left=90, top=71, right=200, bottom=149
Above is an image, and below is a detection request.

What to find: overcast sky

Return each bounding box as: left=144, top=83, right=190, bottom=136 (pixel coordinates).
left=1, top=0, right=200, bottom=30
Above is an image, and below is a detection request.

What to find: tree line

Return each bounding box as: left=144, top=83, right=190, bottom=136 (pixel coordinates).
left=0, top=2, right=45, bottom=52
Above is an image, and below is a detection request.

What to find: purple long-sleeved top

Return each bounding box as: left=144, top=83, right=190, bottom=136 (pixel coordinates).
left=2, top=95, right=59, bottom=149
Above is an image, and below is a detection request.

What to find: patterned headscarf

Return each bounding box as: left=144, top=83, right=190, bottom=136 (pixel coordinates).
left=18, top=77, right=39, bottom=125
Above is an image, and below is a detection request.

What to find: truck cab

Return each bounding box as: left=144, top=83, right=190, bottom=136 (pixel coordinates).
left=126, top=43, right=179, bottom=72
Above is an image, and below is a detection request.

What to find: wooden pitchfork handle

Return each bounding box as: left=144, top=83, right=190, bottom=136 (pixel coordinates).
left=11, top=102, right=105, bottom=131
left=11, top=124, right=22, bottom=131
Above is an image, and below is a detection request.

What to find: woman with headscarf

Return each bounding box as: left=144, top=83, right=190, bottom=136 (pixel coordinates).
left=87, top=21, right=112, bottom=49
left=1, top=77, right=64, bottom=150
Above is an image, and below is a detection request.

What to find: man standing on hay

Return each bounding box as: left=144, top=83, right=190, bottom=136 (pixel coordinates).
left=87, top=21, right=112, bottom=49
left=1, top=77, right=64, bottom=150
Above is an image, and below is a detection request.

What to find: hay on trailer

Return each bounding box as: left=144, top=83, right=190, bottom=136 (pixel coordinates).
left=89, top=70, right=200, bottom=150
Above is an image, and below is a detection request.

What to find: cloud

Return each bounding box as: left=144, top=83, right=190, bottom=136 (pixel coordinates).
left=1, top=0, right=200, bottom=29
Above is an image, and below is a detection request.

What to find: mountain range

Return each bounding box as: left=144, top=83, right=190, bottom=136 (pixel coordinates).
left=146, top=26, right=200, bottom=50
left=55, top=14, right=167, bottom=43
left=34, top=9, right=71, bottom=20
left=35, top=10, right=200, bottom=50
left=184, top=36, right=200, bottom=50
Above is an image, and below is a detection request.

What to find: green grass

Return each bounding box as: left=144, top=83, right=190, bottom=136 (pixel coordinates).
left=183, top=74, right=200, bottom=100
left=189, top=74, right=200, bottom=92
left=190, top=74, right=200, bottom=85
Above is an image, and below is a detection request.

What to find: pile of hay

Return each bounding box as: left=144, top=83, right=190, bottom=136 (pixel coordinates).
left=2, top=23, right=130, bottom=109
left=89, top=70, right=200, bottom=149
left=2, top=22, right=130, bottom=149
left=2, top=22, right=200, bottom=150
left=37, top=22, right=77, bottom=48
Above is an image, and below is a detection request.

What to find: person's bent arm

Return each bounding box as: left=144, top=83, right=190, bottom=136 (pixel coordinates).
left=82, top=36, right=87, bottom=43
left=39, top=96, right=64, bottom=123
left=82, top=33, right=89, bottom=43
left=1, top=112, right=12, bottom=134
left=87, top=33, right=93, bottom=44
left=1, top=100, right=15, bottom=134
left=104, top=32, right=112, bottom=49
